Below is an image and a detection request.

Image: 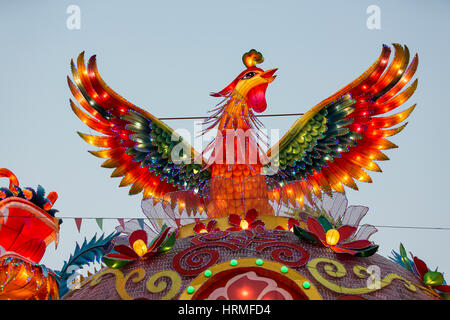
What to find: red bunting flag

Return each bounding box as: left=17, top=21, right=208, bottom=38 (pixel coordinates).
left=118, top=218, right=125, bottom=229
left=75, top=218, right=82, bottom=232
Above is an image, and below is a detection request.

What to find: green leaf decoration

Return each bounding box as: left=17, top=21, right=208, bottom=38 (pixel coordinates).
left=399, top=243, right=413, bottom=271
left=317, top=216, right=333, bottom=232
left=293, top=225, right=318, bottom=243
left=160, top=224, right=168, bottom=233
left=103, top=256, right=132, bottom=269
left=158, top=232, right=176, bottom=253
left=148, top=224, right=169, bottom=248
left=423, top=271, right=445, bottom=286
left=354, top=245, right=379, bottom=258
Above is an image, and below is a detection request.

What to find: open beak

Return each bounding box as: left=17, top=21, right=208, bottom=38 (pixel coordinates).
left=260, top=68, right=278, bottom=83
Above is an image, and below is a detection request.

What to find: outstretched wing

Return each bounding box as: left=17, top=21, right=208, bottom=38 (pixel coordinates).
left=68, top=52, right=210, bottom=199
left=268, top=44, right=417, bottom=206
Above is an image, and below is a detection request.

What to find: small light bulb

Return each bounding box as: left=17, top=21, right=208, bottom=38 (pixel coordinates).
left=240, top=220, right=249, bottom=230
left=325, top=229, right=340, bottom=246
left=133, top=239, right=148, bottom=257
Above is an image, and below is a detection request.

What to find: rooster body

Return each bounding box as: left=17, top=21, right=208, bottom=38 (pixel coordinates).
left=68, top=45, right=417, bottom=218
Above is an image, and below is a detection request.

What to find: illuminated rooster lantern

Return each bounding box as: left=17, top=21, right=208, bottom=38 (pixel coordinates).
left=68, top=44, right=417, bottom=223
left=0, top=169, right=61, bottom=300
left=61, top=45, right=449, bottom=302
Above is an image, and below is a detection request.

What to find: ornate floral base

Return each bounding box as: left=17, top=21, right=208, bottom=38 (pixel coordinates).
left=63, top=228, right=439, bottom=300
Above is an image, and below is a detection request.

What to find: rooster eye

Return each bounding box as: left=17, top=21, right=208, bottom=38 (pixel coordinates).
left=242, top=72, right=256, bottom=80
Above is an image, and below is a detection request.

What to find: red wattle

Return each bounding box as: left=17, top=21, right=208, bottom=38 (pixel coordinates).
left=247, top=83, right=268, bottom=113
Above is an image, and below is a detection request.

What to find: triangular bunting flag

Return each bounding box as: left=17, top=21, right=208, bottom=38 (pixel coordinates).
left=96, top=218, right=103, bottom=230
left=118, top=218, right=125, bottom=229
left=75, top=218, right=82, bottom=232
left=137, top=218, right=145, bottom=230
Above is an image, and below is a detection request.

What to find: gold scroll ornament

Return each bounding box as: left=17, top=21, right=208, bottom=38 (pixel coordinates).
left=307, top=257, right=417, bottom=295
left=89, top=268, right=181, bottom=300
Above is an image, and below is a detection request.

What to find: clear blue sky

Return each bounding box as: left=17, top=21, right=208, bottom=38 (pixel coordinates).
left=1, top=0, right=449, bottom=276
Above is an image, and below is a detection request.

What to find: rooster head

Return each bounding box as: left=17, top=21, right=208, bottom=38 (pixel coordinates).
left=211, top=49, right=277, bottom=113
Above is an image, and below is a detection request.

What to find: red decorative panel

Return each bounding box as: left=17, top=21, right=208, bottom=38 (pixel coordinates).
left=255, top=242, right=310, bottom=267
left=172, top=226, right=309, bottom=276
left=193, top=267, right=309, bottom=300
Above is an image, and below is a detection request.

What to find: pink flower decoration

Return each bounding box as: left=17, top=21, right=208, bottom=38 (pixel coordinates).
left=227, top=209, right=265, bottom=231
left=275, top=218, right=300, bottom=231
left=294, top=216, right=378, bottom=257
left=103, top=227, right=175, bottom=269
left=193, top=219, right=220, bottom=234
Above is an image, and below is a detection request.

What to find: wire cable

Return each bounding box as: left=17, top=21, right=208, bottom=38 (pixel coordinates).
left=5, top=214, right=448, bottom=231
left=158, top=112, right=305, bottom=120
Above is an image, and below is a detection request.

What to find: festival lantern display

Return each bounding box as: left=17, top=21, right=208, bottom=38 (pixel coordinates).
left=2, top=44, right=447, bottom=300
left=62, top=193, right=442, bottom=300
left=59, top=44, right=447, bottom=301
left=0, top=169, right=61, bottom=300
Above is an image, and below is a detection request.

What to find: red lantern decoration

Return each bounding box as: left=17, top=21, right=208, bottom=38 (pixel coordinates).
left=0, top=169, right=61, bottom=300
